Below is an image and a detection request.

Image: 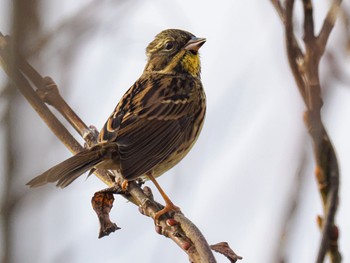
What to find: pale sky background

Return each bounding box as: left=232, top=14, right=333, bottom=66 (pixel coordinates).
left=0, top=1, right=350, bottom=263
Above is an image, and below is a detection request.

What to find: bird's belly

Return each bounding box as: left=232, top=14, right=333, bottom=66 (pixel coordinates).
left=151, top=117, right=204, bottom=179
left=151, top=147, right=190, bottom=178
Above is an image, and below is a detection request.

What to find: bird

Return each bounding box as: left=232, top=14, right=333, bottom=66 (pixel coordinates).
left=27, top=29, right=206, bottom=223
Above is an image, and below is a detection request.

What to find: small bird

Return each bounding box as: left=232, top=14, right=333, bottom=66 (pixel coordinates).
left=27, top=29, right=206, bottom=222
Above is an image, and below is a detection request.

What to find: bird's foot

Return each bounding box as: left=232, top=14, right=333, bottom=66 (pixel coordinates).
left=121, top=179, right=129, bottom=191
left=154, top=202, right=181, bottom=225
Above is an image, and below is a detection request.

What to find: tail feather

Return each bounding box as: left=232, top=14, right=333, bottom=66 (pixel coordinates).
left=27, top=146, right=111, bottom=188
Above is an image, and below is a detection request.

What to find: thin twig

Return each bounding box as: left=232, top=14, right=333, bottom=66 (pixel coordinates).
left=339, top=4, right=350, bottom=51
left=285, top=0, right=308, bottom=103
left=0, top=83, right=15, bottom=263
left=270, top=0, right=286, bottom=23
left=0, top=33, right=115, bottom=187
left=318, top=0, right=342, bottom=51
left=274, top=148, right=308, bottom=263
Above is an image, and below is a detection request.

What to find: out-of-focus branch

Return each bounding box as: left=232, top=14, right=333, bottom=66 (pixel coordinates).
left=270, top=0, right=286, bottom=23
left=302, top=0, right=315, bottom=43
left=0, top=34, right=115, bottom=187
left=26, top=0, right=132, bottom=58
left=284, top=0, right=308, bottom=102
left=0, top=83, right=15, bottom=263
left=339, top=5, right=350, bottom=51
left=318, top=0, right=342, bottom=49
left=274, top=148, right=308, bottom=263
left=0, top=37, right=81, bottom=153
left=271, top=1, right=342, bottom=262
left=1, top=2, right=41, bottom=262
left=0, top=32, right=240, bottom=263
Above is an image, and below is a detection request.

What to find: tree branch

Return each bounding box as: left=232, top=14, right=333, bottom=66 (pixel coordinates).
left=302, top=0, right=315, bottom=44
left=0, top=34, right=115, bottom=187
left=285, top=0, right=308, bottom=104
left=318, top=0, right=342, bottom=52
left=271, top=1, right=342, bottom=262
left=270, top=0, right=286, bottom=23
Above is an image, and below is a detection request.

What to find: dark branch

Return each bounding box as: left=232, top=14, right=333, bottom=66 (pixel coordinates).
left=302, top=0, right=315, bottom=44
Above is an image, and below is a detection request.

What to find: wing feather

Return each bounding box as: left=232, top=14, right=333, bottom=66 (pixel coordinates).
left=98, top=73, right=199, bottom=180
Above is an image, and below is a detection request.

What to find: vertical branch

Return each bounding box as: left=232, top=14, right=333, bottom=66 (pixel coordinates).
left=0, top=84, right=15, bottom=263
left=272, top=1, right=342, bottom=262
left=0, top=1, right=41, bottom=262
left=284, top=0, right=308, bottom=103
left=302, top=0, right=315, bottom=43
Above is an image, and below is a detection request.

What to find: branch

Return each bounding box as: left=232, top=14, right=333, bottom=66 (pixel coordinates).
left=302, top=0, right=315, bottom=44
left=284, top=0, right=308, bottom=104
left=318, top=0, right=342, bottom=52
left=339, top=5, right=350, bottom=51
left=0, top=32, right=239, bottom=262
left=0, top=34, right=115, bottom=187
left=271, top=1, right=342, bottom=262
left=270, top=0, right=286, bottom=23
left=0, top=39, right=80, bottom=154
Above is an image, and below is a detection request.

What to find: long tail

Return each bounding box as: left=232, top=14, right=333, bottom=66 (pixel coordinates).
left=27, top=144, right=117, bottom=188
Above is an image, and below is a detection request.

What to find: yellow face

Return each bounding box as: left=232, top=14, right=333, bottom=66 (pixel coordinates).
left=156, top=48, right=201, bottom=78
left=144, top=29, right=204, bottom=78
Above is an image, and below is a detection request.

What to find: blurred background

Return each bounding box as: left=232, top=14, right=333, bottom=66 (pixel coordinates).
left=0, top=0, right=350, bottom=262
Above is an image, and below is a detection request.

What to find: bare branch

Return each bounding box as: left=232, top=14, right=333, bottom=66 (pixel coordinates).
left=284, top=0, right=308, bottom=104
left=0, top=33, right=116, bottom=187
left=318, top=0, right=343, bottom=52
left=302, top=0, right=315, bottom=44
left=35, top=77, right=94, bottom=140
left=270, top=0, right=286, bottom=23
left=0, top=43, right=80, bottom=154
left=339, top=5, right=350, bottom=51
left=271, top=1, right=342, bottom=262
left=274, top=149, right=308, bottom=262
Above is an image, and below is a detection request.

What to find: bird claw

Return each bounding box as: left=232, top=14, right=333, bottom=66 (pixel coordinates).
left=154, top=203, right=181, bottom=225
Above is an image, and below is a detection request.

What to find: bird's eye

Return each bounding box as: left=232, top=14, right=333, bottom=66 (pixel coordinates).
left=164, top=42, right=174, bottom=50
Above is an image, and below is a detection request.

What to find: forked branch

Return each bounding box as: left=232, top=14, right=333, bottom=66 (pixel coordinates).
left=271, top=0, right=342, bottom=262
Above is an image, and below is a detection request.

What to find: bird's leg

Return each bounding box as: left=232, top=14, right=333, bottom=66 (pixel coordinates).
left=147, top=172, right=181, bottom=224
left=121, top=179, right=129, bottom=191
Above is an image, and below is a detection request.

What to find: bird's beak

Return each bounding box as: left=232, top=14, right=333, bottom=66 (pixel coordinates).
left=184, top=37, right=206, bottom=53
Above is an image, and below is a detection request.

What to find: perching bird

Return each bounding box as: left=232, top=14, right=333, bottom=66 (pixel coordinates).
left=27, top=29, right=206, bottom=222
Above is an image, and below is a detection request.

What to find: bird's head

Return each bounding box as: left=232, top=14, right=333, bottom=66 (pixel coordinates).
left=144, top=29, right=206, bottom=78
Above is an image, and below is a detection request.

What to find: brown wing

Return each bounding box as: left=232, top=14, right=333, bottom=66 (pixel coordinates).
left=98, top=73, right=200, bottom=180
